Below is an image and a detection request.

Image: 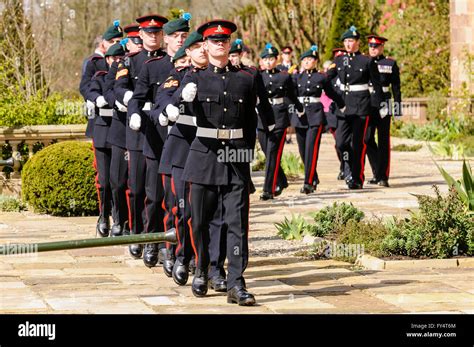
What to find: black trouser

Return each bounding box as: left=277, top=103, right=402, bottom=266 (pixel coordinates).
left=366, top=108, right=391, bottom=181
left=329, top=128, right=348, bottom=176
left=93, top=146, right=112, bottom=220
left=110, top=145, right=128, bottom=228
left=127, top=150, right=146, bottom=235
left=336, top=115, right=371, bottom=185
left=144, top=157, right=164, bottom=234
left=171, top=167, right=192, bottom=264
left=295, top=127, right=307, bottom=163
left=190, top=180, right=249, bottom=290
left=304, top=125, right=324, bottom=186
left=208, top=193, right=226, bottom=279
left=162, top=173, right=176, bottom=252
left=263, top=129, right=288, bottom=194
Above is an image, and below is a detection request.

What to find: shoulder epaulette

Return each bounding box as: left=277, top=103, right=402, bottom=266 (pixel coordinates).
left=145, top=56, right=164, bottom=64
left=93, top=70, right=108, bottom=77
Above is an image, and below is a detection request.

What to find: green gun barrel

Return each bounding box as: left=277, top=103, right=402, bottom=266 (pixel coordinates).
left=0, top=229, right=177, bottom=255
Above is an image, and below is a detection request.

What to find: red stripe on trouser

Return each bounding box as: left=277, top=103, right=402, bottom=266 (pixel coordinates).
left=386, top=133, right=391, bottom=179
left=187, top=184, right=199, bottom=266
left=272, top=129, right=287, bottom=193
left=125, top=155, right=133, bottom=230
left=161, top=175, right=169, bottom=231
left=308, top=126, right=323, bottom=184
left=359, top=116, right=370, bottom=183
left=92, top=144, right=102, bottom=213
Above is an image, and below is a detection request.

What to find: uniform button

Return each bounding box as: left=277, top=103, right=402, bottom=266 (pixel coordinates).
left=223, top=91, right=227, bottom=95
left=221, top=141, right=225, bottom=145
left=307, top=81, right=310, bottom=84
left=308, top=74, right=311, bottom=77
left=269, top=82, right=272, bottom=85
left=346, top=74, right=350, bottom=77
left=222, top=125, right=226, bottom=128
left=268, top=90, right=272, bottom=94
left=222, top=76, right=225, bottom=79
left=346, top=92, right=349, bottom=95
left=224, top=108, right=227, bottom=112
left=206, top=98, right=210, bottom=102
left=269, top=75, right=272, bottom=78
left=239, top=99, right=243, bottom=103
left=298, top=84, right=301, bottom=87
left=348, top=65, right=351, bottom=68
left=306, top=88, right=310, bottom=91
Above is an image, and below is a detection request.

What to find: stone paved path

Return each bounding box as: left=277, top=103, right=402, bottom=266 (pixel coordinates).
left=0, top=135, right=472, bottom=313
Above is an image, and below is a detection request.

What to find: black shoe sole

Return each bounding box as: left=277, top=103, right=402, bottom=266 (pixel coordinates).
left=227, top=297, right=256, bottom=306
left=191, top=288, right=208, bottom=297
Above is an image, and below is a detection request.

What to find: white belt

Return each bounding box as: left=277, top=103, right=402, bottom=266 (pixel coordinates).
left=142, top=102, right=153, bottom=111
left=269, top=97, right=284, bottom=105
left=175, top=115, right=196, bottom=127
left=99, top=108, right=113, bottom=117
left=339, top=83, right=369, bottom=92
left=298, top=96, right=321, bottom=104
left=369, top=86, right=391, bottom=93
left=196, top=127, right=243, bottom=140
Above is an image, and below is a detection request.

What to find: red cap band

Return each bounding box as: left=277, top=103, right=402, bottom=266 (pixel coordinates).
left=203, top=25, right=232, bottom=38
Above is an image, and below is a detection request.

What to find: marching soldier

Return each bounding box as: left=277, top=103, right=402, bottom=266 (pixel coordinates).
left=128, top=13, right=189, bottom=270
left=277, top=46, right=298, bottom=74
left=152, top=31, right=206, bottom=285
left=259, top=43, right=304, bottom=200
left=107, top=25, right=143, bottom=237
left=295, top=45, right=345, bottom=194
left=177, top=19, right=257, bottom=305
left=326, top=26, right=383, bottom=189
left=114, top=14, right=168, bottom=259
left=366, top=35, right=402, bottom=188
left=86, top=42, right=125, bottom=237
left=325, top=48, right=349, bottom=181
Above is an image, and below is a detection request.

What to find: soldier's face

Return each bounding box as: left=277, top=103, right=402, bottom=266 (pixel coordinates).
left=204, top=38, right=231, bottom=58
left=187, top=42, right=208, bottom=67
left=126, top=40, right=143, bottom=53
left=164, top=31, right=189, bottom=55
left=229, top=53, right=242, bottom=66
left=343, top=38, right=359, bottom=53
left=140, top=30, right=163, bottom=50
left=302, top=57, right=317, bottom=70
left=368, top=44, right=384, bottom=57
left=262, top=56, right=277, bottom=69
left=175, top=56, right=191, bottom=69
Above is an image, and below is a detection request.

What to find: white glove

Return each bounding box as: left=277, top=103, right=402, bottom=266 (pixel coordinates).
left=86, top=100, right=95, bottom=111
left=340, top=106, right=346, bottom=113
left=95, top=95, right=108, bottom=108
left=159, top=113, right=169, bottom=126
left=394, top=115, right=402, bottom=121
left=166, top=104, right=180, bottom=122
left=115, top=100, right=127, bottom=112
left=129, top=113, right=141, bottom=131
left=182, top=82, right=197, bottom=102
left=123, top=91, right=133, bottom=106
left=296, top=108, right=305, bottom=118
left=268, top=124, right=275, bottom=132
left=379, top=105, right=389, bottom=119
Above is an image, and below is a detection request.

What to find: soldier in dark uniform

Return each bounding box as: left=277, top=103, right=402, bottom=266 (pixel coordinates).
left=114, top=14, right=168, bottom=259
left=86, top=42, right=126, bottom=237
left=152, top=31, right=206, bottom=286
left=107, top=25, right=143, bottom=237
left=326, top=26, right=383, bottom=189
left=325, top=48, right=349, bottom=181
left=365, top=35, right=402, bottom=188
left=177, top=20, right=257, bottom=305
left=259, top=43, right=304, bottom=200
left=276, top=46, right=298, bottom=74
left=129, top=14, right=189, bottom=270
left=295, top=45, right=345, bottom=194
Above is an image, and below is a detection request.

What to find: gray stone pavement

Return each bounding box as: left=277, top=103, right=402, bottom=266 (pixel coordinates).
left=0, top=135, right=472, bottom=313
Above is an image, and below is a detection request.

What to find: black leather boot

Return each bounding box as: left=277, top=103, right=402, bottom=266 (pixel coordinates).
left=191, top=269, right=209, bottom=297
left=96, top=216, right=110, bottom=238
left=209, top=275, right=227, bottom=292
left=172, top=259, right=189, bottom=286
left=143, top=243, right=158, bottom=268
left=227, top=286, right=256, bottom=306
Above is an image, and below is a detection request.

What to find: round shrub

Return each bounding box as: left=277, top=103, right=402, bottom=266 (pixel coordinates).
left=22, top=141, right=98, bottom=216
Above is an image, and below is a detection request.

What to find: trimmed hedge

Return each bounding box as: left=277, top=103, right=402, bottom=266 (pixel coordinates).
left=22, top=141, right=98, bottom=216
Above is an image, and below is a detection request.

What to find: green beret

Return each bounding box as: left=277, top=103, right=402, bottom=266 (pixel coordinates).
left=163, top=12, right=192, bottom=35
left=105, top=42, right=126, bottom=57
left=103, top=20, right=123, bottom=41
left=341, top=25, right=360, bottom=40
left=300, top=45, right=319, bottom=60
left=230, top=39, right=244, bottom=54
left=183, top=31, right=203, bottom=50
left=260, top=43, right=279, bottom=58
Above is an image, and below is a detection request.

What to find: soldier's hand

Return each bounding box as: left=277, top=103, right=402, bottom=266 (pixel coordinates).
left=296, top=108, right=305, bottom=118
left=86, top=100, right=95, bottom=113
left=123, top=91, right=133, bottom=106
left=129, top=113, right=141, bottom=131
left=96, top=96, right=108, bottom=108
left=340, top=106, right=346, bottom=114
left=182, top=82, right=197, bottom=102
left=159, top=113, right=169, bottom=126
left=115, top=100, right=127, bottom=112
left=166, top=104, right=180, bottom=122
left=268, top=124, right=275, bottom=132
left=379, top=105, right=389, bottom=118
